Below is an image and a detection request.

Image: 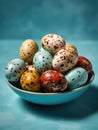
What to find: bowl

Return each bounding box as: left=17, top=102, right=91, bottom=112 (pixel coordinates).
left=6, top=71, right=94, bottom=105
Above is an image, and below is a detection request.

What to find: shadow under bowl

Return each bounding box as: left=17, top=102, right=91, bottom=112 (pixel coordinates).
left=6, top=71, right=95, bottom=105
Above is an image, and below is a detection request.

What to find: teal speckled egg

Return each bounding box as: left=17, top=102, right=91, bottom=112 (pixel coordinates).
left=33, top=48, right=53, bottom=74
left=5, top=58, right=26, bottom=82
left=65, top=67, right=88, bottom=90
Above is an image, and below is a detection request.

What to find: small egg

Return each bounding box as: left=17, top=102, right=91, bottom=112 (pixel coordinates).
left=33, top=48, right=53, bottom=74
left=76, top=56, right=92, bottom=73
left=41, top=34, right=66, bottom=54
left=65, top=67, right=88, bottom=90
left=20, top=70, right=40, bottom=92
left=52, top=48, right=78, bottom=73
left=40, top=70, right=68, bottom=92
left=26, top=65, right=37, bottom=71
left=20, top=39, right=38, bottom=64
left=65, top=42, right=78, bottom=53
left=5, top=58, right=26, bottom=82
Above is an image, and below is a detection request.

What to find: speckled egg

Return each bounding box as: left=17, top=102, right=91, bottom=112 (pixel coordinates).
left=66, top=42, right=78, bottom=53
left=41, top=34, right=66, bottom=54
left=76, top=56, right=92, bottom=73
left=40, top=70, right=68, bottom=93
left=20, top=39, right=38, bottom=64
left=26, top=65, right=37, bottom=72
left=65, top=67, right=88, bottom=90
left=33, top=48, right=53, bottom=74
left=52, top=48, right=78, bottom=73
left=5, top=58, right=26, bottom=82
left=20, top=70, right=40, bottom=92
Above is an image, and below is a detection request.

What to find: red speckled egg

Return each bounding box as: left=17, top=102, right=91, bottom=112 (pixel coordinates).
left=40, top=70, right=68, bottom=93
left=76, top=56, right=92, bottom=73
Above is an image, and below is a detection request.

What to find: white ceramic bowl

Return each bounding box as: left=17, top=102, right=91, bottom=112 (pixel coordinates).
left=6, top=71, right=94, bottom=105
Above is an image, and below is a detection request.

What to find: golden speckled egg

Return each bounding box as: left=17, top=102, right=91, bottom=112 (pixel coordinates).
left=20, top=39, right=38, bottom=64
left=20, top=70, right=40, bottom=92
left=65, top=43, right=78, bottom=53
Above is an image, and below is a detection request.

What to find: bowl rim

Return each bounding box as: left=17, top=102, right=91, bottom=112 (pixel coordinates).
left=6, top=71, right=95, bottom=96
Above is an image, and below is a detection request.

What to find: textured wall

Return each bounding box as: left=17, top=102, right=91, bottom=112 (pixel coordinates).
left=0, top=0, right=98, bottom=40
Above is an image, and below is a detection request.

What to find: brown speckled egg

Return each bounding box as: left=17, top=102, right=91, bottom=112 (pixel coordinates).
left=52, top=48, right=78, bottom=73
left=20, top=70, right=40, bottom=92
left=40, top=70, right=68, bottom=93
left=41, top=34, right=66, bottom=54
left=20, top=39, right=38, bottom=64
left=26, top=65, right=37, bottom=71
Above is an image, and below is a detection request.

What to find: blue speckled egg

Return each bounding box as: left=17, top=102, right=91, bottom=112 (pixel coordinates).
left=33, top=48, right=53, bottom=74
left=65, top=67, right=88, bottom=90
left=5, top=58, right=26, bottom=82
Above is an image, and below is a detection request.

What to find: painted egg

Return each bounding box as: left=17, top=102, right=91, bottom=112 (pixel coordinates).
left=76, top=56, right=92, bottom=73
left=41, top=34, right=66, bottom=54
left=20, top=39, right=38, bottom=64
left=52, top=48, right=78, bottom=73
left=33, top=48, right=53, bottom=74
left=20, top=70, right=40, bottom=92
left=5, top=58, right=26, bottom=82
left=40, top=70, right=68, bottom=92
left=65, top=67, right=88, bottom=90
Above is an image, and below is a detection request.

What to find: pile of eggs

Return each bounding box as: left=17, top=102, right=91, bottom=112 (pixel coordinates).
left=5, top=34, right=93, bottom=93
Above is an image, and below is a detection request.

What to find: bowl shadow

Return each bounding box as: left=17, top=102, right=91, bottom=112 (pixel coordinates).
left=18, top=84, right=98, bottom=120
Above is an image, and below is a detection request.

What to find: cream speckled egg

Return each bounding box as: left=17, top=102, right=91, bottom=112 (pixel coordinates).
left=20, top=39, right=38, bottom=64
left=41, top=34, right=66, bottom=54
left=52, top=48, right=78, bottom=72
left=20, top=70, right=40, bottom=92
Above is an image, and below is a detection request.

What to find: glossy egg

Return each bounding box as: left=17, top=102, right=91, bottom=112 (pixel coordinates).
left=33, top=48, right=53, bottom=74
left=20, top=39, right=38, bottom=64
left=20, top=70, right=40, bottom=92
left=5, top=58, right=26, bottom=82
left=65, top=67, right=88, bottom=90
left=41, top=34, right=66, bottom=54
left=52, top=48, right=78, bottom=73
left=40, top=70, right=68, bottom=92
left=76, top=56, right=92, bottom=73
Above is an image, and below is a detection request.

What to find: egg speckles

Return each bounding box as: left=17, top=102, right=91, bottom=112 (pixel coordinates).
left=20, top=70, right=40, bottom=92
left=41, top=34, right=66, bottom=54
left=33, top=48, right=53, bottom=74
left=5, top=58, right=26, bottom=82
left=65, top=67, right=88, bottom=90
left=40, top=70, right=68, bottom=92
left=20, top=39, right=38, bottom=64
left=52, top=48, right=78, bottom=72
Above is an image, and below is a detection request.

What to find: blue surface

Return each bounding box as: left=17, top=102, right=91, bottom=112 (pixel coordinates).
left=0, top=40, right=98, bottom=130
left=0, top=0, right=98, bottom=40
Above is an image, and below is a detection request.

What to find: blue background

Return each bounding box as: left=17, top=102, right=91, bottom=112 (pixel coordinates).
left=0, top=0, right=98, bottom=40
left=0, top=0, right=98, bottom=130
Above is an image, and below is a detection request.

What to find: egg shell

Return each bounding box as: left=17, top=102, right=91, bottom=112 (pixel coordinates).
left=33, top=48, right=53, bottom=74
left=65, top=67, right=88, bottom=90
left=20, top=70, right=40, bottom=92
left=52, top=48, right=78, bottom=72
left=20, top=39, right=38, bottom=64
left=40, top=70, right=68, bottom=93
left=76, top=56, right=92, bottom=73
left=5, top=58, right=26, bottom=82
left=65, top=42, right=78, bottom=53
left=41, top=34, right=66, bottom=54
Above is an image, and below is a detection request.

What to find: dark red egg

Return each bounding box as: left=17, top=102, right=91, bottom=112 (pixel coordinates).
left=76, top=56, right=92, bottom=73
left=40, top=70, right=68, bottom=92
